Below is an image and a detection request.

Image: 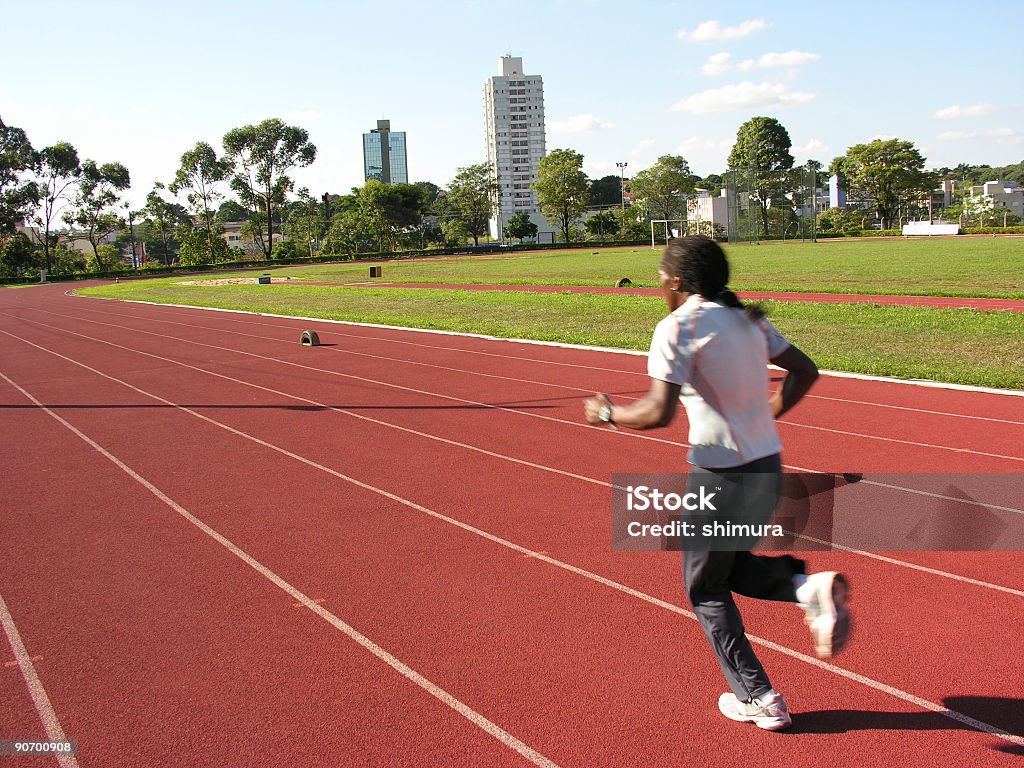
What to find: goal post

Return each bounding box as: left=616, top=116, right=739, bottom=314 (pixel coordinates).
left=650, top=220, right=685, bottom=249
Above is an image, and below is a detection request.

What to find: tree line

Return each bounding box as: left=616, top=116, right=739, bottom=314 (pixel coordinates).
left=3, top=111, right=1020, bottom=278
left=532, top=116, right=1021, bottom=241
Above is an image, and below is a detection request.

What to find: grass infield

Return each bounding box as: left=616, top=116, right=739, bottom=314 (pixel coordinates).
left=80, top=279, right=1024, bottom=390
left=253, top=237, right=1024, bottom=298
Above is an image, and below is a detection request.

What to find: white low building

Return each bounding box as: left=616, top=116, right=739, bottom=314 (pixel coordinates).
left=686, top=190, right=728, bottom=236
left=969, top=180, right=1023, bottom=220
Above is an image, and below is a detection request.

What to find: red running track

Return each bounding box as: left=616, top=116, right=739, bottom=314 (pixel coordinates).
left=323, top=281, right=1024, bottom=312
left=1, top=283, right=1022, bottom=767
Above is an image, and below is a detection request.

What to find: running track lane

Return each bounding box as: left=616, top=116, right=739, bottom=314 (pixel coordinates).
left=15, top=296, right=1024, bottom=587
left=1, top=284, right=1022, bottom=766
left=6, top=296, right=1023, bottom=698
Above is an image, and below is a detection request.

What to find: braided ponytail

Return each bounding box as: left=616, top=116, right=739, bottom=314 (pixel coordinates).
left=661, top=236, right=765, bottom=321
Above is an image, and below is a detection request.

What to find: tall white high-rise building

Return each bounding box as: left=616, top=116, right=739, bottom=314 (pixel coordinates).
left=484, top=55, right=547, bottom=239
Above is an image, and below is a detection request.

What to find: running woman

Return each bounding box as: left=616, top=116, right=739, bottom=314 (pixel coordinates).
left=583, top=236, right=851, bottom=731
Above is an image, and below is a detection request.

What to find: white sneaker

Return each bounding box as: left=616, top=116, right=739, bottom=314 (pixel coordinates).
left=718, top=690, right=792, bottom=731
left=799, top=571, right=851, bottom=658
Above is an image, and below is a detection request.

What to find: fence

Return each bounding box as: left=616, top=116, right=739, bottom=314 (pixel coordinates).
left=723, top=165, right=820, bottom=243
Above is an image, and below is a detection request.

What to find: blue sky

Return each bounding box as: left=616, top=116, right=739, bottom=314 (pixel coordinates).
left=2, top=0, right=1021, bottom=209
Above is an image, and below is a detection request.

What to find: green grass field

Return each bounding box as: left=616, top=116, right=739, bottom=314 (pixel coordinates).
left=253, top=237, right=1024, bottom=298
left=80, top=278, right=1024, bottom=389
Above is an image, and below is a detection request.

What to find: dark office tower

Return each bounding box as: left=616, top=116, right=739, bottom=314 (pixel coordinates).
left=363, top=119, right=408, bottom=184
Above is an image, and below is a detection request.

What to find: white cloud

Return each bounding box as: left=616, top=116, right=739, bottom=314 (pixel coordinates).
left=676, top=18, right=768, bottom=43
left=548, top=113, right=615, bottom=134
left=932, top=102, right=997, bottom=120
left=793, top=139, right=828, bottom=157
left=629, top=138, right=656, bottom=157
left=675, top=136, right=733, bottom=154
left=736, top=51, right=821, bottom=71
left=937, top=127, right=1023, bottom=144
left=670, top=81, right=815, bottom=114
left=701, top=52, right=733, bottom=76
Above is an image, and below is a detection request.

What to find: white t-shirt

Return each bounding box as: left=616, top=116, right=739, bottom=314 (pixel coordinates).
left=647, top=294, right=791, bottom=468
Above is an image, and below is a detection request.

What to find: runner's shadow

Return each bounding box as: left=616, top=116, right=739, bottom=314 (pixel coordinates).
left=792, top=696, right=1023, bottom=748
left=792, top=709, right=956, bottom=734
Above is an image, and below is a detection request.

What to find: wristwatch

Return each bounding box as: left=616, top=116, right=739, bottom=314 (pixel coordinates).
left=598, top=404, right=614, bottom=424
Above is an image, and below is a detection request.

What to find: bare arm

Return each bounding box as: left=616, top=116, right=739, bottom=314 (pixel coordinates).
left=769, top=344, right=819, bottom=419
left=583, top=378, right=682, bottom=430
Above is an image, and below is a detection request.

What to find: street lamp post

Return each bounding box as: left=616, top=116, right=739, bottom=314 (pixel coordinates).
left=615, top=162, right=628, bottom=209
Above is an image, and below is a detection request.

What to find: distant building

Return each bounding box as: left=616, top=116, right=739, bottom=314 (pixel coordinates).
left=687, top=190, right=729, bottom=235
left=484, top=55, right=547, bottom=239
left=363, top=119, right=408, bottom=184
left=969, top=179, right=1023, bottom=219
left=828, top=174, right=847, bottom=210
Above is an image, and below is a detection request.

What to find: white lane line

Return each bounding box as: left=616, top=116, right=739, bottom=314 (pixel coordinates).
left=0, top=370, right=560, bottom=768
left=2, top=364, right=1020, bottom=749
left=775, top=420, right=1024, bottom=463
left=19, top=310, right=1024, bottom=518
left=795, top=394, right=1024, bottom=427
left=22, top=306, right=1024, bottom=465
left=67, top=306, right=608, bottom=396
left=11, top=309, right=684, bottom=448
left=0, top=593, right=80, bottom=768
left=74, top=293, right=1024, bottom=399
left=4, top=320, right=1024, bottom=596
left=70, top=298, right=1024, bottom=421
left=72, top=304, right=1024, bottom=452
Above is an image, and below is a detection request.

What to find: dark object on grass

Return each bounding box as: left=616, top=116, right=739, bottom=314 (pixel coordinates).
left=300, top=330, right=320, bottom=346
left=615, top=277, right=632, bottom=288
left=369, top=266, right=382, bottom=278
left=257, top=274, right=271, bottom=284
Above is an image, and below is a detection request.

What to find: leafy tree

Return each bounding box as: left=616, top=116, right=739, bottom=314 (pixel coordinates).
left=271, top=237, right=305, bottom=260
left=447, top=163, right=497, bottom=246
left=222, top=118, right=317, bottom=259
left=439, top=218, right=471, bottom=247
left=532, top=148, right=590, bottom=242
left=413, top=181, right=443, bottom=213
left=29, top=142, right=81, bottom=274
left=410, top=181, right=446, bottom=248
left=698, top=173, right=724, bottom=195
left=216, top=199, right=249, bottom=222
left=629, top=155, right=694, bottom=222
left=727, top=117, right=795, bottom=236
left=831, top=139, right=937, bottom=230
left=66, top=159, right=130, bottom=271
left=614, top=208, right=649, bottom=240
left=169, top=141, right=232, bottom=260
left=282, top=187, right=327, bottom=256
left=144, top=183, right=189, bottom=265
left=355, top=181, right=425, bottom=252
left=584, top=211, right=620, bottom=240
left=50, top=244, right=86, bottom=276
left=91, top=243, right=122, bottom=272
left=0, top=117, right=38, bottom=242
left=322, top=210, right=373, bottom=257
left=804, top=159, right=827, bottom=188
left=816, top=206, right=866, bottom=234
left=0, top=232, right=37, bottom=277
left=588, top=175, right=621, bottom=207
left=504, top=212, right=538, bottom=243
left=177, top=228, right=231, bottom=266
